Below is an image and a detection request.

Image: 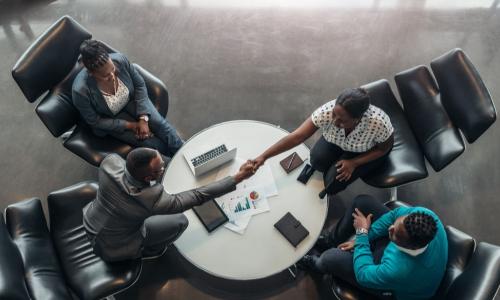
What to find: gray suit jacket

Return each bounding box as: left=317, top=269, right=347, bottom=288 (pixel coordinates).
left=83, top=154, right=236, bottom=261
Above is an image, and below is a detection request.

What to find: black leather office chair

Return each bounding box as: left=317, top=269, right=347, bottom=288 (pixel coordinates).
left=360, top=79, right=428, bottom=189
left=0, top=213, right=32, bottom=299
left=330, top=201, right=500, bottom=300
left=12, top=15, right=170, bottom=166
left=355, top=49, right=495, bottom=200
left=5, top=198, right=72, bottom=300
left=48, top=181, right=142, bottom=300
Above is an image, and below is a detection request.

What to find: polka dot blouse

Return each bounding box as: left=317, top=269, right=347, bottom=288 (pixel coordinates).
left=311, top=99, right=394, bottom=153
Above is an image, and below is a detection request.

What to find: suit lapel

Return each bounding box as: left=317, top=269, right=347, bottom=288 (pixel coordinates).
left=87, top=74, right=114, bottom=116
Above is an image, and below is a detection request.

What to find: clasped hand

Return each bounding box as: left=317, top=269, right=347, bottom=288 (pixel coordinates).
left=130, top=120, right=151, bottom=140
left=234, top=160, right=257, bottom=183
left=335, top=159, right=356, bottom=182
left=352, top=208, right=373, bottom=231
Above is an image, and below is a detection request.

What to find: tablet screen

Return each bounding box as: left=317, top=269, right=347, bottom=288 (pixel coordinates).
left=192, top=200, right=228, bottom=232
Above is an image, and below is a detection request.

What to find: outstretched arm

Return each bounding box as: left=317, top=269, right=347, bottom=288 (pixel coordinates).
left=253, top=117, right=318, bottom=170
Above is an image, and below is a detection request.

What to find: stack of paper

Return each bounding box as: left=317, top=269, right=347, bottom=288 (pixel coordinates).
left=216, top=186, right=270, bottom=234
left=215, top=158, right=278, bottom=234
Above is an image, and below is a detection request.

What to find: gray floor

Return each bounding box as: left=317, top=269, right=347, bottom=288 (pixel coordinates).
left=0, top=0, right=499, bottom=299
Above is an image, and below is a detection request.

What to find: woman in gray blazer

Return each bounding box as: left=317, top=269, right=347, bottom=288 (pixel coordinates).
left=72, top=40, right=183, bottom=157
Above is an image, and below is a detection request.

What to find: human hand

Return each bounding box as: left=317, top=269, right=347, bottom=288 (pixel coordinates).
left=234, top=160, right=256, bottom=183
left=338, top=240, right=355, bottom=251
left=335, top=159, right=356, bottom=182
left=136, top=119, right=151, bottom=140
left=251, top=156, right=266, bottom=173
left=352, top=208, right=373, bottom=231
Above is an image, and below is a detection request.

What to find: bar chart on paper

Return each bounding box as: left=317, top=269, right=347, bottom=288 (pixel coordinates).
left=234, top=197, right=252, bottom=213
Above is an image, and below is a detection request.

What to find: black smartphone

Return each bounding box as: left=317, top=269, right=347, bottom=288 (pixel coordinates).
left=297, top=164, right=314, bottom=184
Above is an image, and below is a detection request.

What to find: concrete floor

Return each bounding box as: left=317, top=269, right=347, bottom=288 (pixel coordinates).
left=0, top=0, right=499, bottom=299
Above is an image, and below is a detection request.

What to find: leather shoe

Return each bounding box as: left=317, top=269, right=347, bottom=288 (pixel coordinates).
left=314, top=233, right=334, bottom=251
left=142, top=245, right=168, bottom=260
left=296, top=255, right=319, bottom=272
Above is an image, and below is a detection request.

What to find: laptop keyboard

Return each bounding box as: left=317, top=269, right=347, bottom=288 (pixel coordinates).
left=191, top=145, right=228, bottom=167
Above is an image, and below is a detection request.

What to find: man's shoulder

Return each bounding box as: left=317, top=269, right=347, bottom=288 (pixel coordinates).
left=100, top=154, right=126, bottom=174
left=409, top=206, right=439, bottom=218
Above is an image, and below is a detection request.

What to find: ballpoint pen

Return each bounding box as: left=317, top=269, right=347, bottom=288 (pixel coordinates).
left=287, top=152, right=296, bottom=170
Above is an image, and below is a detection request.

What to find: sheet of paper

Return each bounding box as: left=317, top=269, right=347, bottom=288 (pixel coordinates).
left=216, top=158, right=278, bottom=197
left=216, top=186, right=270, bottom=234
left=247, top=187, right=270, bottom=216
left=224, top=215, right=251, bottom=235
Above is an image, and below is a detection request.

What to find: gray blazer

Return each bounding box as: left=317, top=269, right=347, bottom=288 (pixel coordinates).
left=83, top=154, right=236, bottom=261
left=72, top=53, right=153, bottom=136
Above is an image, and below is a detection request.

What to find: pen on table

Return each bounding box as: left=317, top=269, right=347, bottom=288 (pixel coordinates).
left=287, top=152, right=296, bottom=170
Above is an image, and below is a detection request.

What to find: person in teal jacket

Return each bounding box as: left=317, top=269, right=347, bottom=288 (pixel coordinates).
left=299, top=195, right=448, bottom=300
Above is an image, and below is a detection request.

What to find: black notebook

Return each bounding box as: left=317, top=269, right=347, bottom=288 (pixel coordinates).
left=274, top=212, right=309, bottom=247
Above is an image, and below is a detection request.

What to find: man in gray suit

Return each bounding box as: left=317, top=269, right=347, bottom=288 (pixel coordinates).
left=83, top=147, right=255, bottom=262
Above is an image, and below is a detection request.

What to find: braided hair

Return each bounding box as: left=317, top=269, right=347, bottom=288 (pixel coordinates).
left=403, top=212, right=437, bottom=249
left=336, top=88, right=370, bottom=119
left=79, top=39, right=109, bottom=72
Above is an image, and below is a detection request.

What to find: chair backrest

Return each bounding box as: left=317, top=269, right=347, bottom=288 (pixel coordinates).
left=48, top=181, right=98, bottom=232
left=431, top=48, right=496, bottom=143
left=47, top=181, right=143, bottom=300
left=12, top=15, right=92, bottom=137
left=0, top=214, right=31, bottom=299
left=395, top=65, right=465, bottom=171
left=444, top=242, right=500, bottom=300
left=433, top=226, right=476, bottom=298
left=5, top=198, right=72, bottom=299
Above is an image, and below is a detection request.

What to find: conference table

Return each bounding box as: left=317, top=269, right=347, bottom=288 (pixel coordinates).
left=162, top=120, right=328, bottom=280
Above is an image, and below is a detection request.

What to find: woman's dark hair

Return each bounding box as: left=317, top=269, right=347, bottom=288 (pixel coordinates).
left=403, top=212, right=438, bottom=249
left=336, top=88, right=370, bottom=119
left=79, top=39, right=109, bottom=72
left=126, top=148, right=158, bottom=181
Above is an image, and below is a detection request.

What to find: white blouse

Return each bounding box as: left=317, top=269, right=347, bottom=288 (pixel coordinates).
left=101, top=78, right=129, bottom=115
left=311, top=99, right=394, bottom=153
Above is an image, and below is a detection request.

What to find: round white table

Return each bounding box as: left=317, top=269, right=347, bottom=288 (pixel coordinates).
left=163, top=120, right=328, bottom=280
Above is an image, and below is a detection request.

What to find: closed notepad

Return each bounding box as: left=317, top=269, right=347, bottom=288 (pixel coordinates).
left=279, top=152, right=304, bottom=173
left=274, top=212, right=309, bottom=247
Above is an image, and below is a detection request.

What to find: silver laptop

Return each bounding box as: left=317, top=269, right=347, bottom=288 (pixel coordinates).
left=183, top=143, right=237, bottom=176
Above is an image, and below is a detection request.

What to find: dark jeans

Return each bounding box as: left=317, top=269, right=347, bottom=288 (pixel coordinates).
left=310, top=137, right=389, bottom=195
left=314, top=195, right=393, bottom=299
left=142, top=213, right=189, bottom=255
left=109, top=100, right=184, bottom=157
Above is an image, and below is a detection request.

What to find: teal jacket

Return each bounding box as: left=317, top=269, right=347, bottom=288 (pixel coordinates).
left=353, top=207, right=448, bottom=300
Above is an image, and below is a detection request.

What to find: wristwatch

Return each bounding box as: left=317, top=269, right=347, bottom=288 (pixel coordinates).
left=139, top=115, right=149, bottom=122
left=356, top=228, right=369, bottom=235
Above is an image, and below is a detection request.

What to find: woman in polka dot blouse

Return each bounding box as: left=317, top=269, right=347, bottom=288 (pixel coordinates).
left=252, top=88, right=394, bottom=197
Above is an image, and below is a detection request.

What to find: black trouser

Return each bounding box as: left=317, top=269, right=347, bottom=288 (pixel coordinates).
left=142, top=213, right=189, bottom=255
left=310, top=137, right=389, bottom=196
left=314, top=195, right=393, bottom=299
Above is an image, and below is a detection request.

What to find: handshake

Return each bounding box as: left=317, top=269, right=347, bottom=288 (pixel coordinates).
left=233, top=155, right=267, bottom=183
